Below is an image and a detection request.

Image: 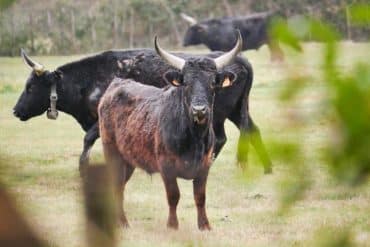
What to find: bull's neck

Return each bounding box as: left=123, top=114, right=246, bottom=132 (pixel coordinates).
left=55, top=79, right=96, bottom=131
left=161, top=87, right=213, bottom=162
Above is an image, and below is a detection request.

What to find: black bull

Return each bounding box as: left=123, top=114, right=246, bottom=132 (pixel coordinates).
left=181, top=11, right=285, bottom=61
left=13, top=49, right=272, bottom=174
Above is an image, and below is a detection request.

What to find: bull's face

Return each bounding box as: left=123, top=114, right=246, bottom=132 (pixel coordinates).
left=13, top=50, right=62, bottom=121
left=166, top=59, right=216, bottom=125
left=183, top=24, right=208, bottom=46
left=155, top=31, right=242, bottom=126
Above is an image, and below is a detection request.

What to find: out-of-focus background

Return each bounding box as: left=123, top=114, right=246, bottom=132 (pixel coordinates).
left=0, top=0, right=369, bottom=55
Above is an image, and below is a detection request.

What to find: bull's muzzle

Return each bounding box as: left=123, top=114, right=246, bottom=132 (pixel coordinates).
left=191, top=105, right=208, bottom=125
left=13, top=108, right=27, bottom=121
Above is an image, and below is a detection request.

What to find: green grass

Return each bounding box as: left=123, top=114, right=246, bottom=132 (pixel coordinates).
left=0, top=42, right=369, bottom=247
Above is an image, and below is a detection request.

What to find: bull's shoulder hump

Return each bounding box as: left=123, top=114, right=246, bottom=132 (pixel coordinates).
left=108, top=78, right=163, bottom=100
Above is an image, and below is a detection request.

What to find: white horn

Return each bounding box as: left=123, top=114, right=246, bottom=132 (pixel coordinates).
left=21, top=48, right=45, bottom=75
left=154, top=36, right=186, bottom=71
left=180, top=13, right=197, bottom=25
left=214, top=30, right=243, bottom=70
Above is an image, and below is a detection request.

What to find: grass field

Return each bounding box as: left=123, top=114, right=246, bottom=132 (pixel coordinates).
left=0, top=43, right=369, bottom=247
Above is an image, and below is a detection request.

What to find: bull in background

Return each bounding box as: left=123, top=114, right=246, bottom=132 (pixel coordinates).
left=181, top=11, right=285, bottom=62
left=99, top=33, right=243, bottom=230
left=13, top=46, right=272, bottom=176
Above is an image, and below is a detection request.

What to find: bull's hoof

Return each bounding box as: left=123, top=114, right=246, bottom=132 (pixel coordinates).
left=199, top=223, right=211, bottom=231
left=237, top=161, right=248, bottom=171
left=167, top=218, right=179, bottom=230
left=79, top=157, right=89, bottom=178
left=198, top=217, right=211, bottom=231
left=120, top=222, right=130, bottom=229
left=79, top=165, right=88, bottom=178
left=264, top=166, right=273, bottom=174
left=119, top=216, right=130, bottom=228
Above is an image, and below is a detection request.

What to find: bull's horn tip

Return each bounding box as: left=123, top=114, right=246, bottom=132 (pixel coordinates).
left=154, top=36, right=158, bottom=49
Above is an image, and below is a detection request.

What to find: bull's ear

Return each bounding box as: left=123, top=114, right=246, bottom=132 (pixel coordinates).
left=163, top=70, right=183, bottom=87
left=217, top=71, right=237, bottom=88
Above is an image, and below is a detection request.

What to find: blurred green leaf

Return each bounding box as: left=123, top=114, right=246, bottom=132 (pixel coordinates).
left=326, top=63, right=370, bottom=185
left=310, top=227, right=354, bottom=247
left=308, top=19, right=340, bottom=43
left=349, top=4, right=370, bottom=26
left=266, top=5, right=370, bottom=216
left=0, top=0, right=15, bottom=11
left=278, top=169, right=309, bottom=214
left=269, top=17, right=302, bottom=52
left=279, top=75, right=310, bottom=102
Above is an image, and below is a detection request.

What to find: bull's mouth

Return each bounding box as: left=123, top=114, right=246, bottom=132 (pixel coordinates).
left=19, top=116, right=28, bottom=121
left=16, top=115, right=28, bottom=121
left=193, top=114, right=207, bottom=125
left=13, top=110, right=28, bottom=121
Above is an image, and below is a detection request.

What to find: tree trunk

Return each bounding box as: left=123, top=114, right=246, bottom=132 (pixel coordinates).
left=222, top=0, right=233, bottom=16
left=129, top=7, right=134, bottom=48
left=345, top=5, right=352, bottom=41
left=148, top=23, right=154, bottom=46
left=29, top=13, right=34, bottom=54
left=112, top=0, right=118, bottom=48
left=10, top=10, right=15, bottom=56
left=71, top=10, right=76, bottom=52
left=88, top=10, right=97, bottom=51
left=47, top=10, right=52, bottom=37
left=160, top=0, right=182, bottom=47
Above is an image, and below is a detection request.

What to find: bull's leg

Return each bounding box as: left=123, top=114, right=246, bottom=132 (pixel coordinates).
left=237, top=131, right=250, bottom=171
left=229, top=112, right=272, bottom=174
left=79, top=122, right=100, bottom=176
left=213, top=122, right=227, bottom=159
left=161, top=175, right=180, bottom=229
left=268, top=41, right=284, bottom=62
left=248, top=116, right=272, bottom=174
left=229, top=112, right=250, bottom=170
left=116, top=163, right=134, bottom=228
left=193, top=171, right=211, bottom=230
left=103, top=142, right=134, bottom=227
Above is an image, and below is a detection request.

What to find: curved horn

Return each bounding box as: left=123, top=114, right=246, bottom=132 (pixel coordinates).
left=21, top=48, right=45, bottom=75
left=154, top=36, right=186, bottom=71
left=213, top=30, right=243, bottom=70
left=180, top=13, right=197, bottom=25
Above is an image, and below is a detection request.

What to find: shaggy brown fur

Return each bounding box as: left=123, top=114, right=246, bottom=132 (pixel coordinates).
left=99, top=78, right=214, bottom=230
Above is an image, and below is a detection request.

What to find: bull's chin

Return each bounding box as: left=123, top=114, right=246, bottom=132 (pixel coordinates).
left=193, top=116, right=208, bottom=126
left=15, top=113, right=41, bottom=121
left=18, top=115, right=31, bottom=121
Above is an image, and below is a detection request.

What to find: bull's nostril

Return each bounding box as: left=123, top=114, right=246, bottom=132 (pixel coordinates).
left=191, top=105, right=208, bottom=124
